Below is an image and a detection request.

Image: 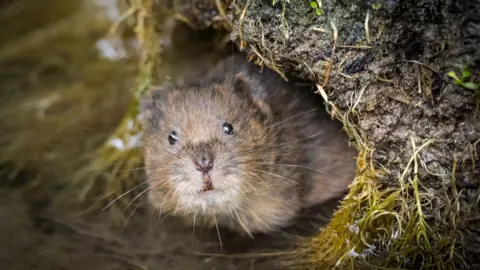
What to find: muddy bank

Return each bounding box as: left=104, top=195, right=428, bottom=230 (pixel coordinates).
left=160, top=0, right=480, bottom=268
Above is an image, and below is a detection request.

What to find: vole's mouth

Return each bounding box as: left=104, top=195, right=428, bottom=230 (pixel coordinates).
left=202, top=175, right=214, bottom=192
left=203, top=183, right=214, bottom=192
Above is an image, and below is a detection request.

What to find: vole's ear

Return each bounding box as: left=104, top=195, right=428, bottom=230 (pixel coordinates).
left=233, top=72, right=272, bottom=116
left=138, top=81, right=172, bottom=129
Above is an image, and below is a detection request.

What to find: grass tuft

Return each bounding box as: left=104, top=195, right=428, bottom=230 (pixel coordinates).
left=70, top=0, right=160, bottom=216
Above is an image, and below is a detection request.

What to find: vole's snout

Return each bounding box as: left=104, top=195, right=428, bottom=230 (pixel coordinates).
left=193, top=156, right=214, bottom=174
left=192, top=156, right=215, bottom=192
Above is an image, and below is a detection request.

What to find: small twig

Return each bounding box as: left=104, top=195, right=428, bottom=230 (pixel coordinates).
left=376, top=75, right=394, bottom=84
left=406, top=60, right=439, bottom=73
left=239, top=0, right=251, bottom=49
left=398, top=138, right=434, bottom=187
left=417, top=66, right=422, bottom=94
left=376, top=23, right=385, bottom=39
left=215, top=0, right=233, bottom=31
left=322, top=20, right=338, bottom=88
left=352, top=82, right=370, bottom=112
left=107, top=6, right=136, bottom=36
left=249, top=44, right=288, bottom=81
left=311, top=27, right=327, bottom=33
left=172, top=13, right=196, bottom=29
left=337, top=45, right=372, bottom=49
left=302, top=60, right=318, bottom=81
left=279, top=0, right=290, bottom=39
left=258, top=20, right=271, bottom=53
left=338, top=58, right=354, bottom=79
left=387, top=93, right=412, bottom=105
left=365, top=11, right=371, bottom=44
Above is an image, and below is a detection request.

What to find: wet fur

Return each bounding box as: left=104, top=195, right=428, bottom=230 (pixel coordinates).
left=140, top=55, right=357, bottom=235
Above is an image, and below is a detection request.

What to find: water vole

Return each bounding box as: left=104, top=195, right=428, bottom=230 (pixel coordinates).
left=139, top=54, right=357, bottom=236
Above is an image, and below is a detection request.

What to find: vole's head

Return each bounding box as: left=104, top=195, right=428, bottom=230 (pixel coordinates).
left=140, top=72, right=276, bottom=215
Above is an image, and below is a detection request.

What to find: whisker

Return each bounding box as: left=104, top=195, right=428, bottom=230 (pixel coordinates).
left=123, top=203, right=142, bottom=229
left=231, top=182, right=250, bottom=201
left=160, top=211, right=174, bottom=222
left=193, top=211, right=197, bottom=235
left=122, top=186, right=152, bottom=214
left=246, top=162, right=331, bottom=176
left=230, top=206, right=254, bottom=239
left=261, top=107, right=319, bottom=132
left=213, top=214, right=223, bottom=251
left=150, top=203, right=158, bottom=223
left=249, top=210, right=271, bottom=231
left=114, top=166, right=150, bottom=174
left=101, top=182, right=148, bottom=211
left=89, top=189, right=118, bottom=209
left=231, top=168, right=269, bottom=188
left=158, top=186, right=176, bottom=219
left=173, top=194, right=182, bottom=216
left=238, top=130, right=324, bottom=154
left=149, top=175, right=179, bottom=192
left=249, top=168, right=299, bottom=185
left=180, top=194, right=195, bottom=216
left=231, top=175, right=256, bottom=196
left=138, top=140, right=185, bottom=158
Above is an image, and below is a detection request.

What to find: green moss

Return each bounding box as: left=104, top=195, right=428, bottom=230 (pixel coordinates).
left=310, top=1, right=324, bottom=16
left=447, top=65, right=480, bottom=90
left=291, top=140, right=464, bottom=269
left=371, top=2, right=382, bottom=10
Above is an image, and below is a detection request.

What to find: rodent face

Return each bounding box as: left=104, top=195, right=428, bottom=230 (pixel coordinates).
left=142, top=84, right=275, bottom=216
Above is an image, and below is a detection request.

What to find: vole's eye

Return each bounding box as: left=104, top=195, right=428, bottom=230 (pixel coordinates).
left=222, top=122, right=234, bottom=135
left=168, top=131, right=178, bottom=145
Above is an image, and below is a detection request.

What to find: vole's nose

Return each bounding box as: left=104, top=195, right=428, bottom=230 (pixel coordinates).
left=194, top=157, right=214, bottom=173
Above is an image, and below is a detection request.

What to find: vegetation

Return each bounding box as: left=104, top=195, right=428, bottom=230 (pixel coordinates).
left=447, top=65, right=479, bottom=90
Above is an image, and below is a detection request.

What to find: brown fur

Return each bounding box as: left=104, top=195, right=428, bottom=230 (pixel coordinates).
left=139, top=54, right=357, bottom=235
